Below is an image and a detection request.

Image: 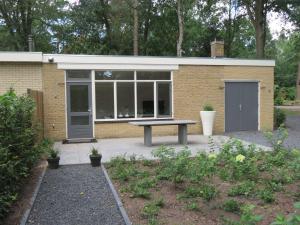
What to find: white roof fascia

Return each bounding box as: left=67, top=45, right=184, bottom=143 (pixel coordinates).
left=43, top=54, right=275, bottom=67
left=57, top=63, right=179, bottom=70
left=0, top=52, right=43, bottom=62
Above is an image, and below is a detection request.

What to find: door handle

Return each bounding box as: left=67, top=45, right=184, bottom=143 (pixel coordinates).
left=239, top=104, right=242, bottom=111
left=88, top=108, right=92, bottom=113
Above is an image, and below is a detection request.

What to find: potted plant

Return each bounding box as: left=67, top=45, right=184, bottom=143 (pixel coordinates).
left=47, top=148, right=60, bottom=169
left=200, top=104, right=216, bottom=136
left=89, top=147, right=102, bottom=167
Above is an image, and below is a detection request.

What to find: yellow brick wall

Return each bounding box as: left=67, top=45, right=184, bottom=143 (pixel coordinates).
left=0, top=63, right=42, bottom=95
left=42, top=64, right=66, bottom=140
left=42, top=64, right=274, bottom=140
left=94, top=65, right=274, bottom=139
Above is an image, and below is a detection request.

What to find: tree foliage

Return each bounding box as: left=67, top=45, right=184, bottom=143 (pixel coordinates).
left=0, top=0, right=299, bottom=90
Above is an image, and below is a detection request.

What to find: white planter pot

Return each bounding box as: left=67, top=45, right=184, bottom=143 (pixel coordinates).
left=200, top=111, right=216, bottom=136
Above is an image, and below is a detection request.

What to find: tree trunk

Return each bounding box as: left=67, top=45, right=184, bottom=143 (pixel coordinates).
left=254, top=0, right=265, bottom=58
left=143, top=0, right=152, bottom=55
left=133, top=0, right=138, bottom=56
left=100, top=0, right=113, bottom=53
left=176, top=0, right=183, bottom=57
left=245, top=0, right=266, bottom=59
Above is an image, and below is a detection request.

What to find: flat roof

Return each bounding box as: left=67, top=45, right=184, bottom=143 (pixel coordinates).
left=0, top=52, right=275, bottom=67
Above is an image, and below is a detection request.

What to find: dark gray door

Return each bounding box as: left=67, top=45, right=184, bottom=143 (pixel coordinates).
left=67, top=83, right=93, bottom=139
left=225, top=82, right=258, bottom=132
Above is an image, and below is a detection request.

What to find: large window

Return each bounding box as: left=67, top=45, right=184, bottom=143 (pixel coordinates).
left=95, top=83, right=114, bottom=119
left=95, top=70, right=172, bottom=120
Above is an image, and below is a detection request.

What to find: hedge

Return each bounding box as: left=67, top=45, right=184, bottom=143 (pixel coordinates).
left=0, top=90, right=46, bottom=220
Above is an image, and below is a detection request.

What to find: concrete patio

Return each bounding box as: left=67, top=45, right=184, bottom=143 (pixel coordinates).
left=55, top=135, right=270, bottom=165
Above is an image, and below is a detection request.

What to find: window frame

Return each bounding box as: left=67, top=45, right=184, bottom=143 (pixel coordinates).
left=94, top=70, right=174, bottom=122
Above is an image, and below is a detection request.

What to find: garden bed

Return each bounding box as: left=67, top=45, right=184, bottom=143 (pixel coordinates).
left=1, top=160, right=47, bottom=225
left=106, top=130, right=300, bottom=225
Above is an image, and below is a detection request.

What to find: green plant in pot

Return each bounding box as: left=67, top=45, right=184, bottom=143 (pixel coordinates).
left=47, top=148, right=60, bottom=169
left=90, top=147, right=102, bottom=167
left=200, top=104, right=216, bottom=136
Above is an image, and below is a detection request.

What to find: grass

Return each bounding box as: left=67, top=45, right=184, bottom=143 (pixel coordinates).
left=106, top=128, right=300, bottom=225
left=281, top=109, right=300, bottom=116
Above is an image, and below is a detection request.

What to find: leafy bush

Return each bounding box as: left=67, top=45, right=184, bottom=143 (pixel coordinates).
left=222, top=199, right=240, bottom=213
left=0, top=90, right=44, bottom=219
left=274, top=108, right=286, bottom=128
left=223, top=204, right=263, bottom=225
left=217, top=139, right=259, bottom=181
left=203, top=104, right=214, bottom=111
left=129, top=177, right=156, bottom=199
left=186, top=201, right=200, bottom=211
left=265, top=126, right=288, bottom=153
left=188, top=152, right=216, bottom=182
left=109, top=156, right=137, bottom=181
left=259, top=188, right=275, bottom=203
left=152, top=146, right=191, bottom=187
left=141, top=198, right=164, bottom=224
left=228, top=181, right=255, bottom=197
left=274, top=86, right=296, bottom=106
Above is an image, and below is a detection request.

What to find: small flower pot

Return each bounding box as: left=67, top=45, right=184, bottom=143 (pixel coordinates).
left=47, top=157, right=60, bottom=169
left=90, top=155, right=102, bottom=167
left=200, top=111, right=216, bottom=136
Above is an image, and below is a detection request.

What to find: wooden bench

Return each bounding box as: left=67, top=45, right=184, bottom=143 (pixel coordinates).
left=129, top=120, right=196, bottom=146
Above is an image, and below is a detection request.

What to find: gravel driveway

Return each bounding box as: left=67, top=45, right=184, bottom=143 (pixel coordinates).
left=26, top=165, right=125, bottom=225
left=226, top=115, right=300, bottom=148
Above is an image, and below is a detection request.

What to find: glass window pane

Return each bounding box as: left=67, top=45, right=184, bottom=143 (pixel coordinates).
left=137, top=82, right=154, bottom=118
left=157, top=83, right=172, bottom=117
left=95, top=71, right=134, bottom=80
left=70, top=85, right=89, bottom=112
left=137, top=71, right=171, bottom=80
left=117, top=83, right=135, bottom=118
left=71, top=116, right=89, bottom=125
left=95, top=83, right=114, bottom=119
left=67, top=70, right=90, bottom=80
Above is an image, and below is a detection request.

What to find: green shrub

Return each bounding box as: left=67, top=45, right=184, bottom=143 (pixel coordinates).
left=141, top=198, right=164, bottom=224
left=188, top=152, right=216, bottom=182
left=203, top=104, right=214, bottom=111
left=228, top=181, right=255, bottom=197
left=152, top=146, right=191, bottom=187
left=129, top=177, right=157, bottom=199
left=259, top=189, right=275, bottom=203
left=223, top=204, right=263, bottom=225
left=109, top=156, right=137, bottom=182
left=222, top=199, right=240, bottom=213
left=274, top=108, right=286, bottom=128
left=0, top=90, right=44, bottom=219
left=217, top=139, right=259, bottom=182
left=200, top=184, right=218, bottom=201
left=264, top=126, right=288, bottom=153
left=186, top=201, right=200, bottom=211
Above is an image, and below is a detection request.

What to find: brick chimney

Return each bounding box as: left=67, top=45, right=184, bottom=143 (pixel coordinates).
left=211, top=40, right=224, bottom=58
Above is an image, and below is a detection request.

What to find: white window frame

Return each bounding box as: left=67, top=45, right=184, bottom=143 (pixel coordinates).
left=94, top=70, right=174, bottom=122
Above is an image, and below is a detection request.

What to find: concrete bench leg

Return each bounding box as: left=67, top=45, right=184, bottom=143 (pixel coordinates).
left=144, top=126, right=152, bottom=147
left=178, top=124, right=187, bottom=145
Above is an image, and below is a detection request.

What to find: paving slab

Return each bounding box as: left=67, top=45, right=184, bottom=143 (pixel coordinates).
left=55, top=135, right=270, bottom=165
left=26, top=165, right=125, bottom=225
left=226, top=115, right=300, bottom=149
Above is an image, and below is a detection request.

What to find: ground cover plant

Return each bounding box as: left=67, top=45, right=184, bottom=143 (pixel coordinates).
left=0, top=90, right=47, bottom=221
left=106, top=128, right=300, bottom=225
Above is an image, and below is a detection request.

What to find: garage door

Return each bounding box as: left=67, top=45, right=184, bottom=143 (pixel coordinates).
left=225, top=82, right=258, bottom=132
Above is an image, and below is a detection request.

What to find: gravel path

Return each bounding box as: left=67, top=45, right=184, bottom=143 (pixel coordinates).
left=226, top=115, right=300, bottom=148
left=26, top=165, right=125, bottom=225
